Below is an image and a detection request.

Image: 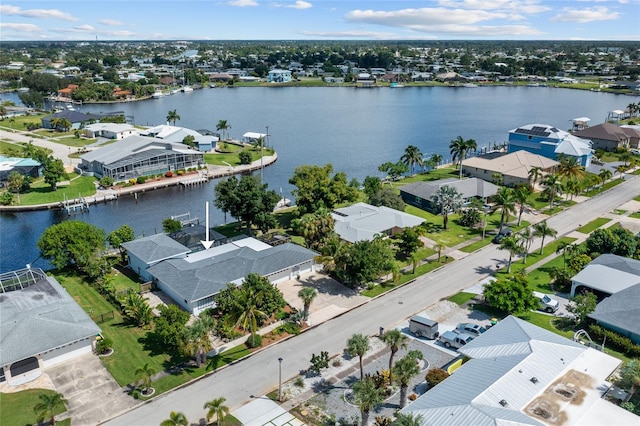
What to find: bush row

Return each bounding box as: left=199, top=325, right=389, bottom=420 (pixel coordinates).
left=588, top=324, right=640, bottom=357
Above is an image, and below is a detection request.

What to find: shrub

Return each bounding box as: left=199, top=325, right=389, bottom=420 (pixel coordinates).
left=239, top=150, right=252, bottom=165
left=177, top=170, right=185, bottom=176
left=425, top=368, right=450, bottom=387
left=309, top=351, right=329, bottom=375
left=588, top=324, right=640, bottom=357
left=99, top=176, right=114, bottom=187
left=245, top=333, right=262, bottom=348
left=95, top=337, right=113, bottom=354
left=332, top=358, right=342, bottom=367
left=294, top=376, right=305, bottom=387
left=275, top=322, right=300, bottom=335
left=128, top=178, right=137, bottom=185
left=165, top=171, right=173, bottom=177
left=136, top=176, right=147, bottom=184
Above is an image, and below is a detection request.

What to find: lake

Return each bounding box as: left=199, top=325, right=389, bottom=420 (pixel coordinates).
left=0, top=86, right=631, bottom=272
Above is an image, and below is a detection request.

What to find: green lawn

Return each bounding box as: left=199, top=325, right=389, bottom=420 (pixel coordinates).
left=459, top=237, right=493, bottom=253
left=494, top=236, right=577, bottom=279
left=629, top=211, right=640, bottom=219
left=204, top=147, right=275, bottom=166
left=577, top=218, right=611, bottom=234
left=447, top=292, right=477, bottom=305
left=50, top=135, right=98, bottom=147
left=0, top=113, right=46, bottom=130
left=583, top=179, right=624, bottom=196
left=0, top=389, right=70, bottom=426
left=361, top=257, right=452, bottom=297
left=15, top=174, right=97, bottom=205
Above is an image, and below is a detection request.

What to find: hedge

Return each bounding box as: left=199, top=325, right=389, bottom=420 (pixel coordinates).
left=589, top=324, right=640, bottom=357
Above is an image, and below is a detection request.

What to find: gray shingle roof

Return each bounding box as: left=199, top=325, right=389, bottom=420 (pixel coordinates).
left=399, top=178, right=499, bottom=200
left=0, top=271, right=101, bottom=366
left=147, top=242, right=317, bottom=303
left=121, top=233, right=190, bottom=264
left=571, top=254, right=640, bottom=295
left=331, top=203, right=425, bottom=243
left=589, top=283, right=640, bottom=336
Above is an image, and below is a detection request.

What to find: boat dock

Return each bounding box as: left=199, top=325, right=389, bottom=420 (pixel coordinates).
left=62, top=194, right=90, bottom=214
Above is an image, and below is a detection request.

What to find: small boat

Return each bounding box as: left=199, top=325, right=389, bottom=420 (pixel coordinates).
left=170, top=89, right=180, bottom=95
left=152, top=91, right=164, bottom=99
left=462, top=83, right=478, bottom=88
left=389, top=82, right=405, bottom=88
left=181, top=86, right=193, bottom=93
left=209, top=83, right=217, bottom=88
left=527, top=83, right=540, bottom=87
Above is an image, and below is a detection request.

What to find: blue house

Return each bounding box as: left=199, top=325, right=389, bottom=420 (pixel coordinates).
left=507, top=123, right=593, bottom=167
left=267, top=69, right=292, bottom=83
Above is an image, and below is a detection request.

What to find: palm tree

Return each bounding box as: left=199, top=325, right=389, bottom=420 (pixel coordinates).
left=449, top=136, right=476, bottom=179
left=160, top=411, right=188, bottom=426
left=184, top=314, right=216, bottom=367
left=315, top=235, right=346, bottom=274
left=541, top=174, right=562, bottom=210
left=492, top=187, right=517, bottom=230
left=516, top=227, right=534, bottom=263
left=514, top=185, right=532, bottom=226
left=217, top=119, right=231, bottom=140
left=347, top=333, right=370, bottom=380
left=557, top=155, right=586, bottom=182
left=392, top=413, right=425, bottom=426
left=616, top=164, right=628, bottom=179
left=434, top=242, right=445, bottom=262
left=430, top=185, right=463, bottom=230
left=381, top=329, right=408, bottom=385
left=410, top=252, right=420, bottom=273
left=556, top=241, right=580, bottom=269
left=232, top=282, right=268, bottom=348
left=204, top=397, right=230, bottom=426
left=532, top=220, right=557, bottom=255
left=298, top=287, right=317, bottom=321
left=352, top=377, right=385, bottom=426
left=166, top=109, right=180, bottom=126
left=528, top=166, right=542, bottom=188
left=135, top=363, right=156, bottom=395
left=33, top=392, right=68, bottom=425
left=498, top=235, right=521, bottom=273
left=429, top=154, right=442, bottom=168
left=401, top=145, right=423, bottom=176
left=598, top=168, right=612, bottom=189
left=619, top=151, right=633, bottom=167
left=393, top=350, right=423, bottom=408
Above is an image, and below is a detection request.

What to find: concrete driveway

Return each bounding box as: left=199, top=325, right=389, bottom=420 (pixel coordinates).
left=277, top=272, right=369, bottom=325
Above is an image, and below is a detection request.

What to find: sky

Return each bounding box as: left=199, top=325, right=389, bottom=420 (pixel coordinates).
left=1, top=0, right=639, bottom=41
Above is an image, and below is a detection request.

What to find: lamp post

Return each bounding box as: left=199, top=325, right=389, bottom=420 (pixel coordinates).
left=278, top=357, right=283, bottom=402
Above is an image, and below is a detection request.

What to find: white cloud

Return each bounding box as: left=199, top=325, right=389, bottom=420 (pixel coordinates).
left=0, top=22, right=40, bottom=32
left=345, top=7, right=508, bottom=27
left=0, top=5, right=77, bottom=21
left=437, top=0, right=551, bottom=14
left=551, top=6, right=620, bottom=23
left=99, top=19, right=124, bottom=26
left=300, top=30, right=402, bottom=39
left=287, top=1, right=312, bottom=9
left=227, top=0, right=259, bottom=6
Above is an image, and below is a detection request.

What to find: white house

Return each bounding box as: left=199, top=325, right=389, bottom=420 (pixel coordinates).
left=267, top=69, right=292, bottom=83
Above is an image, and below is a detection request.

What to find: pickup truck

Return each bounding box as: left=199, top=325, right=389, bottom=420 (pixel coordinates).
left=439, top=330, right=475, bottom=349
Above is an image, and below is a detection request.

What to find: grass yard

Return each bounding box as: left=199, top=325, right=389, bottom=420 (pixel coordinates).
left=459, top=237, right=493, bottom=253
left=447, top=292, right=477, bottom=305
left=583, top=179, right=624, bottom=196
left=204, top=147, right=275, bottom=166
left=0, top=113, right=46, bottom=130
left=361, top=257, right=452, bottom=297
left=390, top=167, right=459, bottom=187
left=49, top=135, right=98, bottom=147
left=15, top=174, right=96, bottom=205
left=629, top=211, right=640, bottom=219
left=0, top=389, right=70, bottom=426
left=577, top=217, right=611, bottom=234
left=495, top=236, right=577, bottom=279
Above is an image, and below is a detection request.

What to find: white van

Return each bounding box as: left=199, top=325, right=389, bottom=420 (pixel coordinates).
left=533, top=291, right=559, bottom=313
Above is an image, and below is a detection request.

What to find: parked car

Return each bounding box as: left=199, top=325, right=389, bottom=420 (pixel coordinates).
left=455, top=322, right=487, bottom=336
left=533, top=291, right=560, bottom=313
left=439, top=330, right=475, bottom=349
left=630, top=148, right=640, bottom=155
left=492, top=227, right=513, bottom=244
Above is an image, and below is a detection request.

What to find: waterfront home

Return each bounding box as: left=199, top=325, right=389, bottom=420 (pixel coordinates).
left=41, top=110, right=103, bottom=130
left=461, top=151, right=558, bottom=187
left=331, top=202, right=425, bottom=243
left=123, top=235, right=318, bottom=315
left=83, top=122, right=138, bottom=140
left=569, top=254, right=640, bottom=298
left=0, top=267, right=101, bottom=386
left=0, top=156, right=41, bottom=182
left=400, top=178, right=499, bottom=214
left=507, top=124, right=593, bottom=167
left=573, top=122, right=640, bottom=151
left=400, top=316, right=635, bottom=426
left=79, top=134, right=204, bottom=180
left=267, top=69, right=292, bottom=83
left=139, top=124, right=218, bottom=151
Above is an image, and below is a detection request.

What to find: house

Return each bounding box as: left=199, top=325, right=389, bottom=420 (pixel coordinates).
left=621, top=125, right=640, bottom=149
left=122, top=236, right=319, bottom=315
left=0, top=267, right=101, bottom=386
left=79, top=134, right=204, bottom=180
left=461, top=151, right=558, bottom=187
left=507, top=124, right=593, bottom=167
left=401, top=316, right=636, bottom=426
left=573, top=123, right=639, bottom=152
left=83, top=123, right=138, bottom=140
left=356, top=73, right=376, bottom=87
left=267, top=69, right=292, bottom=83
left=589, top=283, right=640, bottom=344
left=570, top=254, right=640, bottom=297
left=0, top=156, right=42, bottom=182
left=41, top=110, right=102, bottom=130
left=331, top=202, right=425, bottom=243
left=139, top=124, right=218, bottom=152
left=399, top=178, right=499, bottom=214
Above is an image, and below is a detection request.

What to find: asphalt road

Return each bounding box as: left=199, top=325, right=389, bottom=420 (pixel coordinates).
left=102, top=175, right=639, bottom=426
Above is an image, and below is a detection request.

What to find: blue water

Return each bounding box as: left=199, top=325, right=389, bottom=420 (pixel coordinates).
left=0, top=86, right=631, bottom=272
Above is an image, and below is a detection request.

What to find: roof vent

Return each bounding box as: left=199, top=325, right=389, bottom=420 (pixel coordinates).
left=499, top=400, right=508, bottom=407
left=530, top=377, right=539, bottom=384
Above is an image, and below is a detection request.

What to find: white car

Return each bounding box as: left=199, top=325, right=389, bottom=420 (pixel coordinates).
left=533, top=291, right=559, bottom=313
left=630, top=149, right=640, bottom=155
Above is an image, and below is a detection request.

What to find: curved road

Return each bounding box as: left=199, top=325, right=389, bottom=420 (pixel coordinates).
left=103, top=176, right=639, bottom=426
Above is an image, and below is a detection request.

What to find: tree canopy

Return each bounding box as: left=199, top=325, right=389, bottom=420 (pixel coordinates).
left=586, top=227, right=638, bottom=259
left=332, top=238, right=396, bottom=287
left=37, top=221, right=106, bottom=270
left=289, top=164, right=358, bottom=215
left=483, top=274, right=538, bottom=314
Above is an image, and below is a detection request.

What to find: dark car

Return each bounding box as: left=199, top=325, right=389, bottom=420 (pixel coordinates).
left=492, top=227, right=513, bottom=244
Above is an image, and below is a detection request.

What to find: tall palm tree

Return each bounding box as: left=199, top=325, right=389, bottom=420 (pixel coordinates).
left=429, top=154, right=442, bottom=168
left=541, top=174, right=562, bottom=210
left=33, top=392, right=68, bottom=425
left=204, top=397, right=230, bottom=426
left=216, top=119, right=231, bottom=140
left=556, top=155, right=586, bottom=182
left=135, top=363, right=156, bottom=395
left=401, top=145, right=423, bottom=176
left=381, top=329, right=408, bottom=385
left=615, top=164, right=628, bottom=180
left=449, top=136, right=477, bottom=179
left=498, top=235, right=521, bottom=273
left=556, top=241, right=581, bottom=269
left=166, top=109, right=180, bottom=126
left=393, top=350, right=423, bottom=408
left=514, top=185, right=532, bottom=226
left=315, top=235, right=346, bottom=274
left=430, top=185, right=463, bottom=230
left=160, top=411, right=188, bottom=426
left=184, top=314, right=216, bottom=367
left=232, top=283, right=268, bottom=348
left=516, top=227, right=534, bottom=263
left=352, top=377, right=385, bottom=426
left=532, top=220, right=557, bottom=255
left=298, top=287, right=317, bottom=320
left=492, top=187, right=517, bottom=230
left=392, top=413, right=425, bottom=426
left=528, top=166, right=542, bottom=188
left=347, top=333, right=370, bottom=380
left=598, top=168, right=612, bottom=189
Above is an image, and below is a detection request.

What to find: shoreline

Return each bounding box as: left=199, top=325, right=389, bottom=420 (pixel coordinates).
left=0, top=153, right=278, bottom=213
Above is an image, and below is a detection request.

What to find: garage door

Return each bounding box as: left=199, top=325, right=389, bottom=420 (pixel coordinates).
left=42, top=338, right=93, bottom=368
left=268, top=268, right=292, bottom=284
